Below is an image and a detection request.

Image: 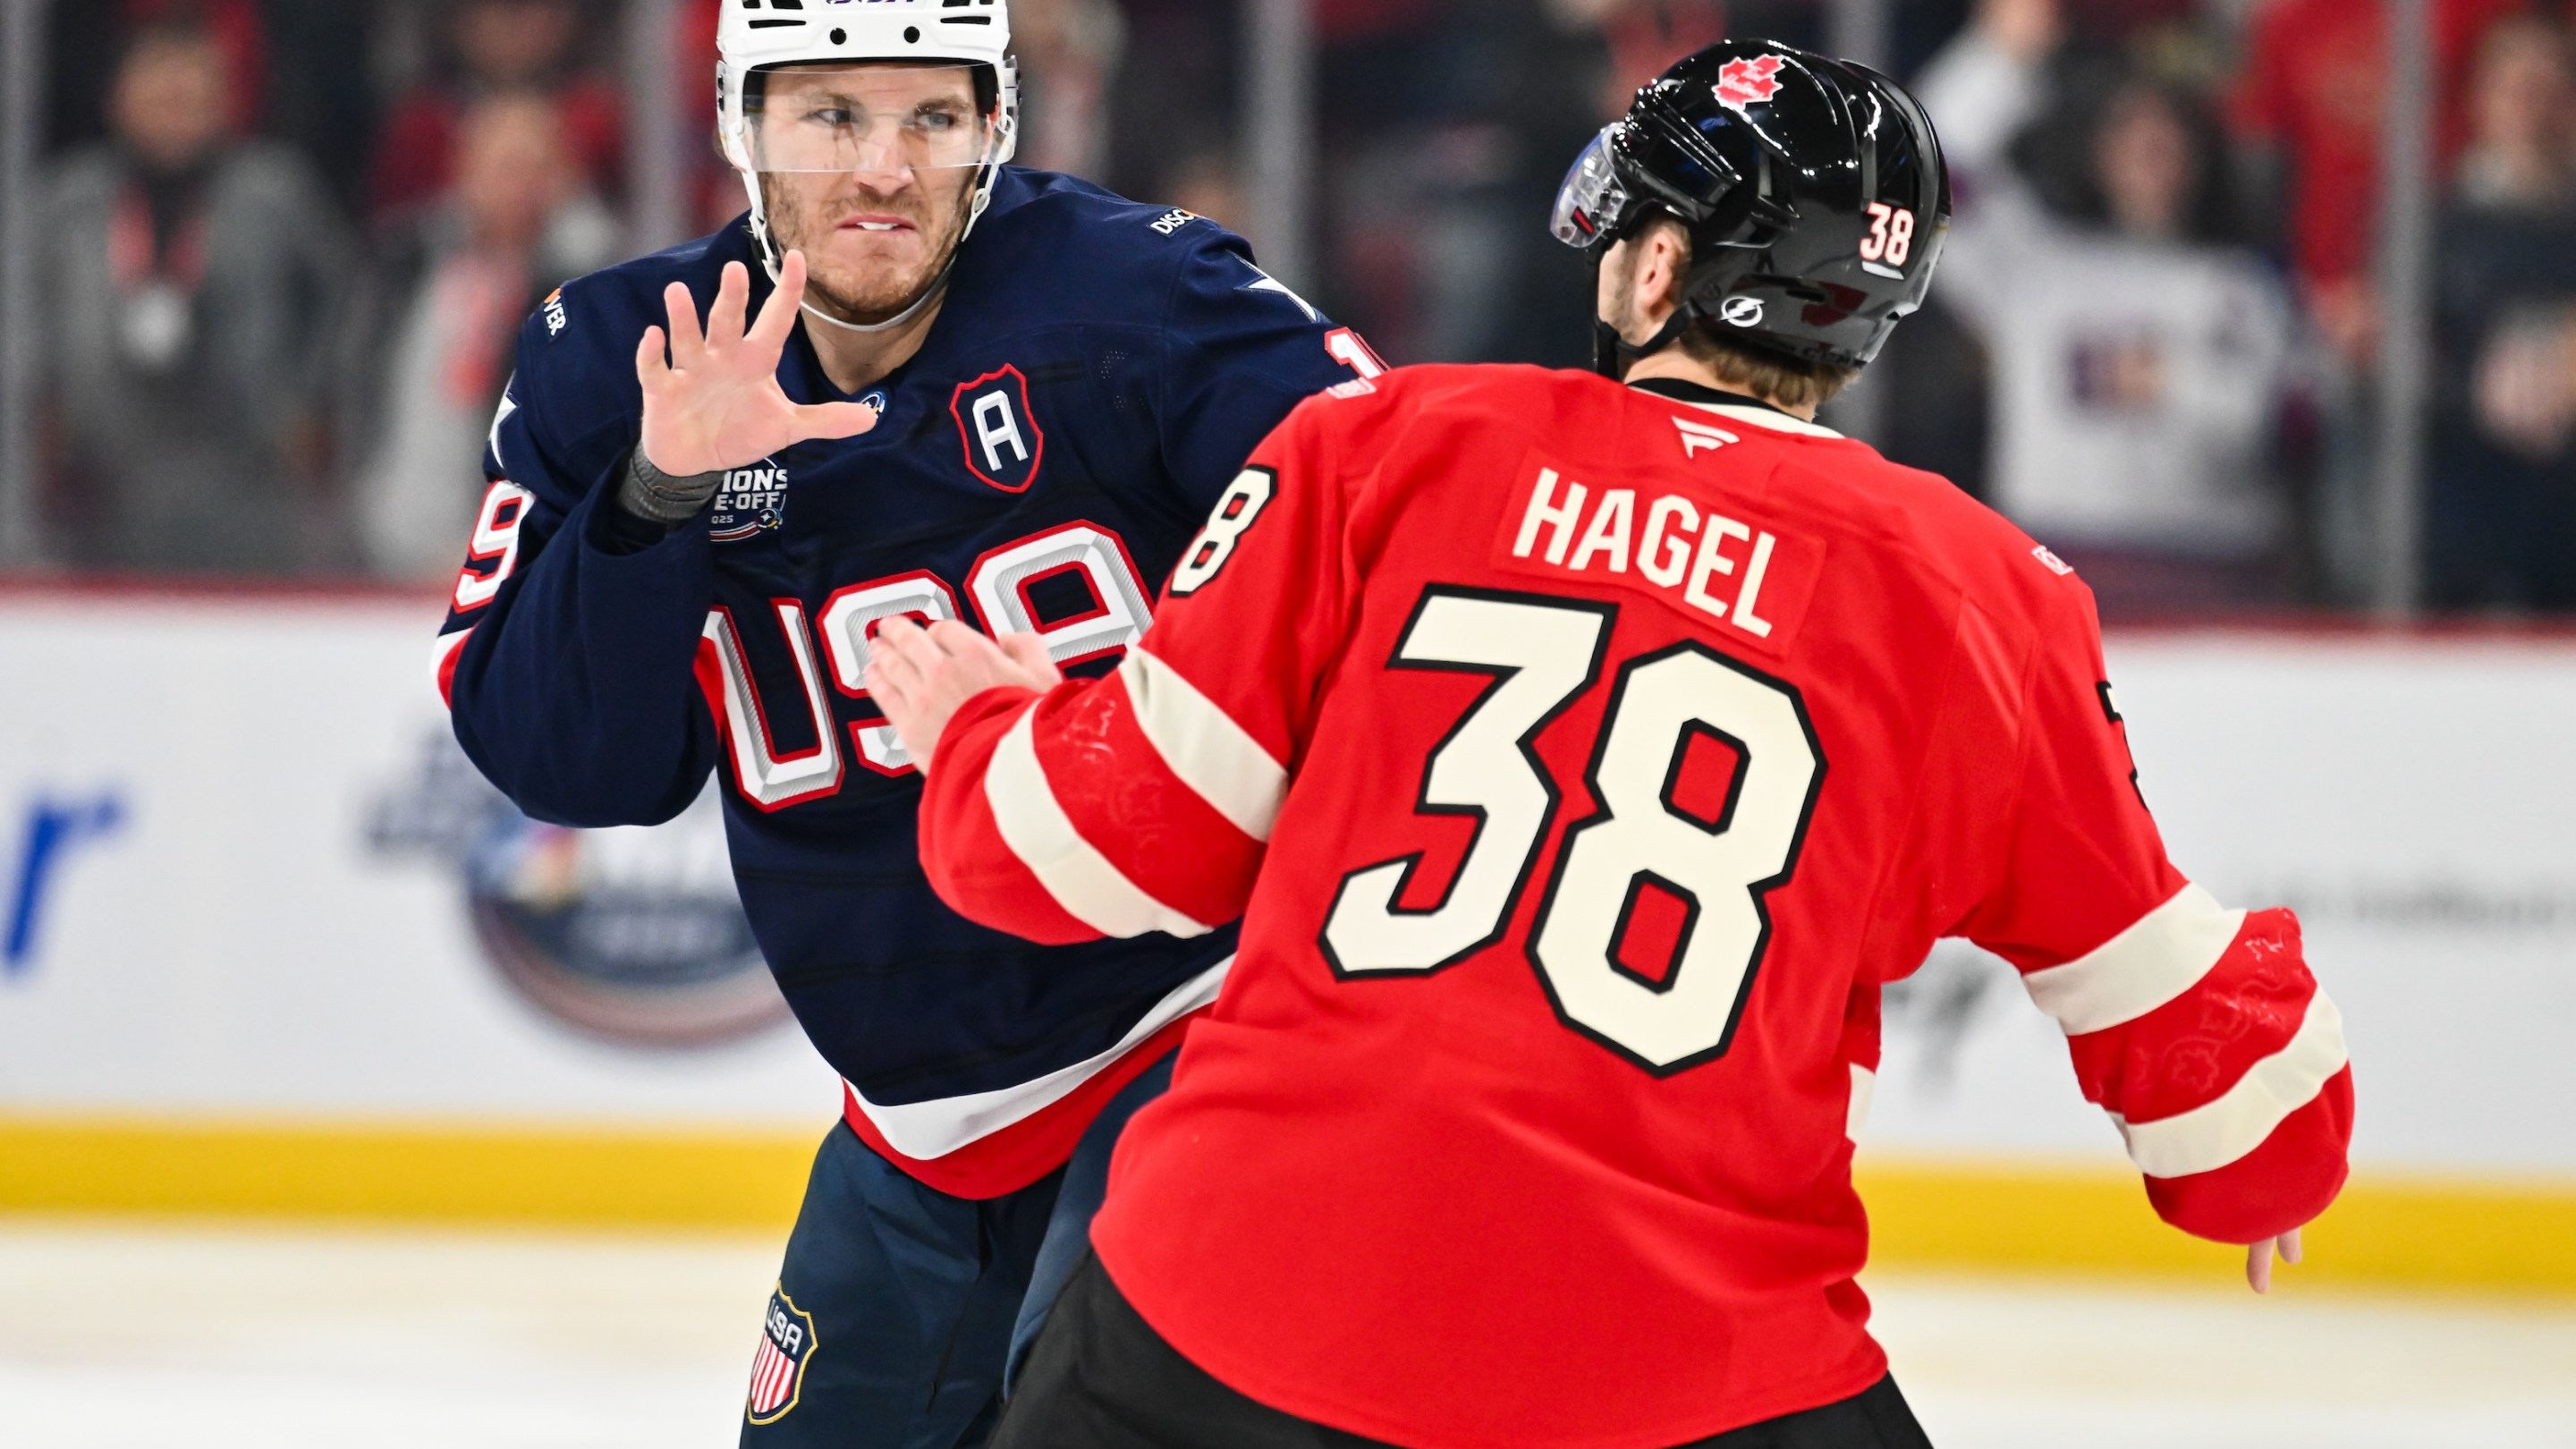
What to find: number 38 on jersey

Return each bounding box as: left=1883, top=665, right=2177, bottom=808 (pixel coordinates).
left=1322, top=588, right=1826, bottom=1075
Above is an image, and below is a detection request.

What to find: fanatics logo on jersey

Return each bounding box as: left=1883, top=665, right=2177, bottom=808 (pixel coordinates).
left=1715, top=55, right=1787, bottom=113
left=746, top=1286, right=817, bottom=1425
left=952, top=365, right=1045, bottom=493
left=709, top=461, right=792, bottom=543
left=1675, top=416, right=1739, bottom=458
left=2032, top=544, right=2076, bottom=577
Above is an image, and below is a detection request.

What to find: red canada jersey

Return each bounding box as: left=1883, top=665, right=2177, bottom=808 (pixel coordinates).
left=917, top=366, right=2354, bottom=1449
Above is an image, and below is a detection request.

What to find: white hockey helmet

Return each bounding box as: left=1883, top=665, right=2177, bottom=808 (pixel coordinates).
left=718, top=0, right=1021, bottom=281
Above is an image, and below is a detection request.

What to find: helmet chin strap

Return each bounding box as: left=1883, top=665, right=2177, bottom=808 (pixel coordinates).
left=799, top=259, right=956, bottom=335
left=1590, top=247, right=1706, bottom=379
left=750, top=151, right=996, bottom=341
left=1592, top=305, right=1701, bottom=380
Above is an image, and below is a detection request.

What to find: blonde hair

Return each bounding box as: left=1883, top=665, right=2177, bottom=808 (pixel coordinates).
left=1674, top=328, right=1860, bottom=411
left=1633, top=215, right=1862, bottom=411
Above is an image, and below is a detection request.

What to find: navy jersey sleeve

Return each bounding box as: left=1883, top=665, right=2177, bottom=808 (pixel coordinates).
left=435, top=282, right=723, bottom=829
left=1155, top=227, right=1379, bottom=515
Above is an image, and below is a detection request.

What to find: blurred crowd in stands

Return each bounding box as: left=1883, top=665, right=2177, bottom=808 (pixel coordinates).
left=13, top=0, right=2576, bottom=617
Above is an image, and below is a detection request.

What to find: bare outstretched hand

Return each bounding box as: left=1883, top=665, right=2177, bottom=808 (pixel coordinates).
left=635, top=250, right=881, bottom=478
left=865, top=619, right=1063, bottom=775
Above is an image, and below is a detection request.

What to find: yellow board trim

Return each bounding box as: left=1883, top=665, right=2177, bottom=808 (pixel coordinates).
left=1859, top=1157, right=2576, bottom=1296
left=4, top=1117, right=2572, bottom=1294
left=0, top=1114, right=814, bottom=1233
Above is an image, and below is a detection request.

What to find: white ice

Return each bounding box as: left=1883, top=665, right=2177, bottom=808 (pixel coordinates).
left=2, top=1221, right=2572, bottom=1448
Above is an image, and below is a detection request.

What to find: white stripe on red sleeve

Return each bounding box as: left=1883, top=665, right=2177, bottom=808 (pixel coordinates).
left=984, top=705, right=1216, bottom=940
left=1845, top=1063, right=1875, bottom=1143
left=1121, top=647, right=1289, bottom=841
left=2021, top=883, right=2247, bottom=1034
left=2113, top=989, right=2349, bottom=1179
left=2034, top=897, right=2349, bottom=1223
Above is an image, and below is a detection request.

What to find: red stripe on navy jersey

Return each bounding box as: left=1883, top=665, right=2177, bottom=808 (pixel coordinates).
left=837, top=1015, right=1198, bottom=1200
left=436, top=631, right=471, bottom=709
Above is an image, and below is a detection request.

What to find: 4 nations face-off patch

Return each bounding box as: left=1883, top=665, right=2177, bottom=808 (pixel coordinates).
left=709, top=460, right=792, bottom=544
left=746, top=1285, right=818, bottom=1426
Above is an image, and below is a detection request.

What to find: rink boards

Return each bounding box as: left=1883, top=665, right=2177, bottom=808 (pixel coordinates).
left=0, top=588, right=2571, bottom=1290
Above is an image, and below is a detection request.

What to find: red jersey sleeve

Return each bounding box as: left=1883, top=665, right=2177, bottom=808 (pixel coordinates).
left=1957, top=583, right=2353, bottom=1246
left=916, top=386, right=1372, bottom=945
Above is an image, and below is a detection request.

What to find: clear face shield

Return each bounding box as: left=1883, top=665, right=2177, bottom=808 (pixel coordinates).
left=1550, top=124, right=1634, bottom=253
left=742, top=64, right=1002, bottom=180
left=1550, top=103, right=1746, bottom=255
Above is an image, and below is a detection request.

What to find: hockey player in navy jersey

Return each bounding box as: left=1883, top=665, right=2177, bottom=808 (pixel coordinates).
left=432, top=3, right=1377, bottom=1444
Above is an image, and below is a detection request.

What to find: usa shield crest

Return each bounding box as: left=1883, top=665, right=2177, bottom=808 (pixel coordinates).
left=951, top=365, right=1046, bottom=493
left=746, top=1285, right=818, bottom=1425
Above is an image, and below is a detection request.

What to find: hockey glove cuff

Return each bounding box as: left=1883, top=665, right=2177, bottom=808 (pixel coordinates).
left=620, top=448, right=724, bottom=528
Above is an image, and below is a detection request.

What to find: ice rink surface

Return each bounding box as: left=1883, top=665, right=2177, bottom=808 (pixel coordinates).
left=3, top=1221, right=2572, bottom=1449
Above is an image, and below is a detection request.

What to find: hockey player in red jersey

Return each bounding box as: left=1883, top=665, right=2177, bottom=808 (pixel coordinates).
left=866, top=41, right=2355, bottom=1449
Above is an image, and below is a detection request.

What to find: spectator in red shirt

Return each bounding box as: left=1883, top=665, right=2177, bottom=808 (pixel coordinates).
left=368, top=0, right=624, bottom=223
left=2233, top=0, right=2529, bottom=363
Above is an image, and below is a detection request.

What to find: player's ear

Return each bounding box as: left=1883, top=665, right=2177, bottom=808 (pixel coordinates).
left=1634, top=217, right=1691, bottom=334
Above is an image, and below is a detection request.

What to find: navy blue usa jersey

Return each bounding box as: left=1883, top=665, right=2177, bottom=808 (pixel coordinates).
left=436, top=168, right=1376, bottom=1195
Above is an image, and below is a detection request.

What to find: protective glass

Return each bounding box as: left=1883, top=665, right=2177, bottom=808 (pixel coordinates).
left=1550, top=125, right=1633, bottom=251
left=745, top=64, right=998, bottom=174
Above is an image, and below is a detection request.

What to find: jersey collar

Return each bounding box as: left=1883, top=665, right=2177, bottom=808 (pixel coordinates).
left=1626, top=376, right=1845, bottom=439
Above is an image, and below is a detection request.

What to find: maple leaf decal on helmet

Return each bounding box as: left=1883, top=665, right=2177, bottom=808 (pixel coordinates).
left=1716, top=55, right=1786, bottom=111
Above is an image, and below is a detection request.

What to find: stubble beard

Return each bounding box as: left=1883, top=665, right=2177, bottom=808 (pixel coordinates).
left=1597, top=243, right=1647, bottom=344
left=761, top=171, right=977, bottom=324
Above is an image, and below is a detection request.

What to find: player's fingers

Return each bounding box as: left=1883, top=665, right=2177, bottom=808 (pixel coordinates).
left=751, top=250, right=808, bottom=351
left=2246, top=1240, right=2274, bottom=1295
left=863, top=656, right=911, bottom=714
left=869, top=625, right=931, bottom=693
left=926, top=620, right=1009, bottom=666
left=871, top=615, right=929, bottom=663
left=996, top=632, right=1063, bottom=687
left=881, top=617, right=954, bottom=676
left=663, top=282, right=705, bottom=367
left=708, top=261, right=753, bottom=353
left=636, top=326, right=670, bottom=387
left=2280, top=1228, right=2303, bottom=1267
left=791, top=402, right=882, bottom=442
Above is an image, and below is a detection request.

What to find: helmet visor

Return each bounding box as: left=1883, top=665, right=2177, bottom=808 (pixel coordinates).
left=1550, top=125, right=1633, bottom=252
left=744, top=64, right=999, bottom=174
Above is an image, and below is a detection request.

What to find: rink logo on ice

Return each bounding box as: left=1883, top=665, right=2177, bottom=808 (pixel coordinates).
left=747, top=1286, right=818, bottom=1426
left=710, top=461, right=792, bottom=544
left=368, top=733, right=789, bottom=1048
left=4, top=791, right=129, bottom=979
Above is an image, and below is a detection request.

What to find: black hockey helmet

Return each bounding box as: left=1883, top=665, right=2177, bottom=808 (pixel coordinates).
left=1552, top=39, right=1951, bottom=377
